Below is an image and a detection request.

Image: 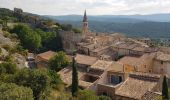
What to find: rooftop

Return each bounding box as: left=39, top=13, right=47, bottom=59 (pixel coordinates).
left=75, top=54, right=98, bottom=65
left=36, top=51, right=56, bottom=62
left=115, top=72, right=160, bottom=99
left=90, top=60, right=113, bottom=70
left=156, top=52, right=170, bottom=62
left=58, top=67, right=98, bottom=89
left=118, top=56, right=140, bottom=67
left=107, top=62, right=124, bottom=72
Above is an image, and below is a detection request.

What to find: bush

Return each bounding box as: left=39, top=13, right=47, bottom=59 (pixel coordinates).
left=0, top=82, right=34, bottom=100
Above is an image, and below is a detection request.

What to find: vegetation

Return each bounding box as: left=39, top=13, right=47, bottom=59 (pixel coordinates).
left=76, top=90, right=111, bottom=100
left=0, top=82, right=34, bottom=100
left=0, top=8, right=113, bottom=100
left=72, top=56, right=78, bottom=96
left=162, top=76, right=169, bottom=100
left=49, top=51, right=70, bottom=71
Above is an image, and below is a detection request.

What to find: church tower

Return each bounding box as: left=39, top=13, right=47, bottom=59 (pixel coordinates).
left=82, top=10, right=89, bottom=35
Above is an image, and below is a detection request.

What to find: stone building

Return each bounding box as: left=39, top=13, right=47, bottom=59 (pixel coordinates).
left=35, top=51, right=56, bottom=68
left=115, top=73, right=162, bottom=100
left=153, top=52, right=170, bottom=77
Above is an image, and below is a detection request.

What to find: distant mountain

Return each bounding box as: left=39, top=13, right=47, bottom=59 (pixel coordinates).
left=45, top=13, right=170, bottom=23
left=45, top=14, right=170, bottom=38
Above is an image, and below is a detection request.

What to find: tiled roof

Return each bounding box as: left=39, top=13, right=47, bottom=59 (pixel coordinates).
left=75, top=54, right=98, bottom=65
left=156, top=52, right=170, bottom=62
left=58, top=67, right=95, bottom=88
left=107, top=62, right=124, bottom=72
left=91, top=60, right=113, bottom=70
left=36, top=51, right=56, bottom=61
left=115, top=72, right=160, bottom=99
left=141, top=91, right=161, bottom=100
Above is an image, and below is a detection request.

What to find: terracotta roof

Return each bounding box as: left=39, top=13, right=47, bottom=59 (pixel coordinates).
left=58, top=67, right=85, bottom=86
left=58, top=67, right=95, bottom=88
left=132, top=46, right=146, bottom=52
left=36, top=51, right=56, bottom=61
left=107, top=62, right=124, bottom=72
left=118, top=56, right=140, bottom=67
left=91, top=60, right=113, bottom=70
left=115, top=72, right=160, bottom=99
left=75, top=54, right=98, bottom=65
left=141, top=91, right=161, bottom=100
left=156, top=52, right=170, bottom=62
left=92, top=46, right=110, bottom=53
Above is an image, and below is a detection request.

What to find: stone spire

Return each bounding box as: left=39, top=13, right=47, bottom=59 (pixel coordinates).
left=83, top=10, right=88, bottom=22
left=82, top=10, right=88, bottom=35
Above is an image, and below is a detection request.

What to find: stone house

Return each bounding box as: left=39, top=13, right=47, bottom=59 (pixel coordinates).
left=115, top=73, right=162, bottom=100
left=118, top=53, right=156, bottom=73
left=35, top=51, right=56, bottom=68
left=153, top=52, right=170, bottom=77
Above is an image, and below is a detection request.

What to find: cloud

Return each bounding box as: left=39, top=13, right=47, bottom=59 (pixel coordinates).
left=0, top=0, right=170, bottom=15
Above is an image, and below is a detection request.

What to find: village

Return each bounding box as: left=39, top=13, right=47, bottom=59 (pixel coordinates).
left=0, top=8, right=170, bottom=100
left=28, top=10, right=170, bottom=100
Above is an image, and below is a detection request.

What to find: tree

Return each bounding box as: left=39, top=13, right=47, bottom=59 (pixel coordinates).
left=71, top=56, right=78, bottom=96
left=0, top=62, right=17, bottom=75
left=2, top=16, right=9, bottom=27
left=47, top=70, right=63, bottom=90
left=49, top=51, right=70, bottom=71
left=11, top=24, right=42, bottom=52
left=162, top=76, right=169, bottom=100
left=61, top=24, right=72, bottom=31
left=77, top=90, right=99, bottom=100
left=13, top=69, right=51, bottom=100
left=0, top=82, right=34, bottom=100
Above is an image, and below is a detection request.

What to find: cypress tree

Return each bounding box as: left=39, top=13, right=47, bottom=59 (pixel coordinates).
left=71, top=56, right=78, bottom=96
left=162, top=76, right=169, bottom=100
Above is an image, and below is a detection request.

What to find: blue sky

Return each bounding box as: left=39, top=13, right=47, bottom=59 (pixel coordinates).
left=0, top=0, right=170, bottom=15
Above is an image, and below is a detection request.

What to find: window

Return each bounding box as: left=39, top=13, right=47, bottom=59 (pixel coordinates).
left=110, top=75, right=122, bottom=85
left=161, top=61, right=164, bottom=64
left=102, top=92, right=107, bottom=96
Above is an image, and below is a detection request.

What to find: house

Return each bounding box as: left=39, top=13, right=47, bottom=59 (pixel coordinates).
left=115, top=72, right=162, bottom=100
left=97, top=62, right=127, bottom=99
left=153, top=52, right=170, bottom=77
left=35, top=51, right=56, bottom=68
left=75, top=54, right=98, bottom=70
left=58, top=56, right=114, bottom=90
left=118, top=53, right=155, bottom=73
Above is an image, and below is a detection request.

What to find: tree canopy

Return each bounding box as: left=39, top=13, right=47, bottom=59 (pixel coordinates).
left=0, top=82, right=34, bottom=100
left=49, top=51, right=70, bottom=71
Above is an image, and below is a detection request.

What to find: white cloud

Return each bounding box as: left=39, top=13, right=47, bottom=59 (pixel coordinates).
left=0, top=0, right=170, bottom=15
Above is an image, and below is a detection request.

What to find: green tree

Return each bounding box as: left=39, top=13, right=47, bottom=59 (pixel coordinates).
left=50, top=51, right=69, bottom=71
left=2, top=16, right=10, bottom=27
left=71, top=56, right=78, bottom=97
left=77, top=90, right=99, bottom=100
left=13, top=69, right=51, bottom=100
left=162, top=76, right=169, bottom=100
left=61, top=24, right=72, bottom=31
left=0, top=62, right=17, bottom=75
left=48, top=70, right=63, bottom=90
left=11, top=24, right=42, bottom=52
left=0, top=82, right=34, bottom=100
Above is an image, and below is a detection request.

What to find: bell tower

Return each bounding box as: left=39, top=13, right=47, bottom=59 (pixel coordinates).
left=82, top=10, right=89, bottom=35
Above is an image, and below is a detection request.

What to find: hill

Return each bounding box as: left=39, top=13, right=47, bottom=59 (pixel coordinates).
left=45, top=14, right=170, bottom=38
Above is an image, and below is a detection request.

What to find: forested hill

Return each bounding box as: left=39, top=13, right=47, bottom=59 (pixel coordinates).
left=46, top=14, right=170, bottom=39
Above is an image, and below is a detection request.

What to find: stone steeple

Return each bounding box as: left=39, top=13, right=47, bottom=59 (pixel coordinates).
left=83, top=10, right=88, bottom=22
left=82, top=10, right=89, bottom=35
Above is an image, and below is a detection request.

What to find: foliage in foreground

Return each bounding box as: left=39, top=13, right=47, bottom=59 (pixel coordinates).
left=49, top=51, right=70, bottom=71
left=0, top=82, right=34, bottom=100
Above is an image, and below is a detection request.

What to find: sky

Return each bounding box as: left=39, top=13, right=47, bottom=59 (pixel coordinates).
left=0, top=0, right=170, bottom=15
